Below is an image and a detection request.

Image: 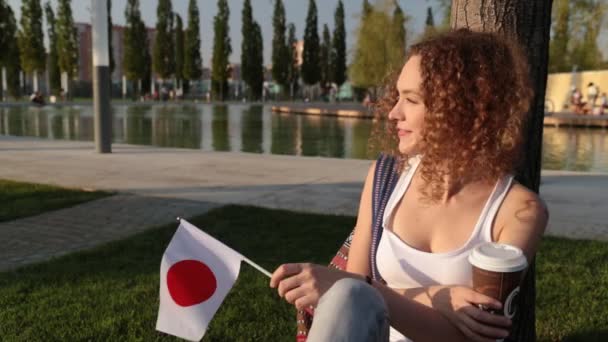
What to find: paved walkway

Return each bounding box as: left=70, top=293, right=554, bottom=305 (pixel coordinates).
left=1, top=136, right=607, bottom=271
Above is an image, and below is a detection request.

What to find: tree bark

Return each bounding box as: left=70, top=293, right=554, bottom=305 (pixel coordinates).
left=451, top=1, right=553, bottom=341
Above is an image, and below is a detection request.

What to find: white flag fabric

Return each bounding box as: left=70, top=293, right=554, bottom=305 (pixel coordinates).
left=156, top=219, right=244, bottom=341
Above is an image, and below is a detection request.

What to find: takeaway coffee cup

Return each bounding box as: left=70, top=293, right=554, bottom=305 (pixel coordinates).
left=468, top=242, right=528, bottom=319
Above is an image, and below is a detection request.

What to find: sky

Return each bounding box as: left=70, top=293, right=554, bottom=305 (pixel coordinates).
left=7, top=0, right=446, bottom=67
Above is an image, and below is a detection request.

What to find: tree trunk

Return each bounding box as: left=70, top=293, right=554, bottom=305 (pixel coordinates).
left=451, top=1, right=553, bottom=341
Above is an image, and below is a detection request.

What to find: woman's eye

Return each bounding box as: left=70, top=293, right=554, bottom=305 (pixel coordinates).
left=406, top=98, right=417, bottom=104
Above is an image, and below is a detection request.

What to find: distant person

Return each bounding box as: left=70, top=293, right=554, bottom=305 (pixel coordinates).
left=30, top=92, right=45, bottom=105
left=599, top=92, right=607, bottom=115
left=571, top=88, right=587, bottom=115
left=587, top=82, right=599, bottom=106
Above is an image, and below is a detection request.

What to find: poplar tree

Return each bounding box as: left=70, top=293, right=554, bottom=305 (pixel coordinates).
left=1, top=2, right=22, bottom=98
left=0, top=0, right=9, bottom=54
left=174, top=13, right=185, bottom=89
left=108, top=0, right=115, bottom=75
left=153, top=0, right=174, bottom=79
left=422, top=6, right=437, bottom=39
left=56, top=0, right=78, bottom=80
left=389, top=1, right=407, bottom=71
left=211, top=0, right=231, bottom=101
left=250, top=21, right=264, bottom=100
left=184, top=0, right=203, bottom=89
left=17, top=0, right=46, bottom=92
left=44, top=2, right=61, bottom=95
left=272, top=0, right=289, bottom=93
left=123, top=0, right=149, bottom=95
left=241, top=0, right=257, bottom=100
left=331, top=0, right=347, bottom=88
left=286, top=23, right=299, bottom=99
left=301, top=0, right=320, bottom=86
left=319, top=24, right=332, bottom=90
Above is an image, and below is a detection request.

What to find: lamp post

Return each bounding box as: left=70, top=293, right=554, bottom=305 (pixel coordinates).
left=92, top=0, right=112, bottom=153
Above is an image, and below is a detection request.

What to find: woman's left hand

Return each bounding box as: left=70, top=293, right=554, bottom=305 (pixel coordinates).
left=269, top=263, right=356, bottom=310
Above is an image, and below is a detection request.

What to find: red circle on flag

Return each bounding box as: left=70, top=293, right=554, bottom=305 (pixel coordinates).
left=167, top=260, right=217, bottom=307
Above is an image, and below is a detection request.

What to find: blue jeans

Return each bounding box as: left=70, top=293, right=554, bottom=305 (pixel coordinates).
left=307, top=278, right=390, bottom=342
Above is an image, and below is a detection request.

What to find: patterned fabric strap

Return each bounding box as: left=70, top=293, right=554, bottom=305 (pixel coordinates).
left=370, top=153, right=399, bottom=282
left=295, top=153, right=399, bottom=341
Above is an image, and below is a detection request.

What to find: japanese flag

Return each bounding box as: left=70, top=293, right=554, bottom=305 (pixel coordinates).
left=156, top=219, right=244, bottom=341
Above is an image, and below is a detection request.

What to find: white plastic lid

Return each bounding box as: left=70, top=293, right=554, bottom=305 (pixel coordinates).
left=468, top=242, right=528, bottom=273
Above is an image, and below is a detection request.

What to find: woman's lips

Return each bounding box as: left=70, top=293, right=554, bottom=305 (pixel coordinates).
left=397, top=129, right=411, bottom=137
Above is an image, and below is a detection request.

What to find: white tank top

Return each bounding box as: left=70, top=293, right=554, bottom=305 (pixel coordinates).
left=376, top=156, right=514, bottom=342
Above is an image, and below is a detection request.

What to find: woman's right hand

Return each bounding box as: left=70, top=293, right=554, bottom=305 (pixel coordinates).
left=430, top=285, right=512, bottom=342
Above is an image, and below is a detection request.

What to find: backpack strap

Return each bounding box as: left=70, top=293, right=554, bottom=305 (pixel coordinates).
left=370, top=153, right=400, bottom=281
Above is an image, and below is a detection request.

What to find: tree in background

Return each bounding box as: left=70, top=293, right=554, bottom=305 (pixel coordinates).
left=350, top=1, right=393, bottom=91
left=44, top=2, right=61, bottom=96
left=56, top=0, right=78, bottom=95
left=153, top=0, right=174, bottom=80
left=331, top=0, right=347, bottom=91
left=123, top=0, right=149, bottom=97
left=388, top=1, right=407, bottom=72
left=0, top=0, right=9, bottom=56
left=451, top=1, right=553, bottom=340
left=549, top=0, right=570, bottom=73
left=108, top=0, right=115, bottom=77
left=211, top=0, right=231, bottom=101
left=272, top=0, right=289, bottom=97
left=301, top=0, right=320, bottom=89
left=0, top=2, right=22, bottom=99
left=249, top=21, right=265, bottom=100
left=286, top=23, right=299, bottom=100
left=439, top=0, right=451, bottom=29
left=421, top=7, right=437, bottom=39
left=174, top=13, right=185, bottom=90
left=319, top=24, right=332, bottom=92
left=241, top=0, right=258, bottom=100
left=183, top=0, right=203, bottom=93
left=18, top=0, right=46, bottom=93
left=569, top=0, right=606, bottom=71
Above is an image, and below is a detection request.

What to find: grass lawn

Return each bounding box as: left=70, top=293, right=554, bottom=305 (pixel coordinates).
left=0, top=179, right=111, bottom=223
left=0, top=205, right=606, bottom=341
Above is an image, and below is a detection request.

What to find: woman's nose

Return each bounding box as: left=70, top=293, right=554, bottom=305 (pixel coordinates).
left=388, top=103, right=402, bottom=120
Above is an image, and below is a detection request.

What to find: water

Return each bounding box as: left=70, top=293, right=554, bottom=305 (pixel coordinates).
left=1, top=104, right=607, bottom=173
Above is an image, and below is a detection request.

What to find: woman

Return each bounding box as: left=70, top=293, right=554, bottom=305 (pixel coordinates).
left=270, top=29, right=547, bottom=342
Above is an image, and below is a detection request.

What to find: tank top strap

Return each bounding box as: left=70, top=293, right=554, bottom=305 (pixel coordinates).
left=480, top=175, right=515, bottom=242
left=381, top=155, right=422, bottom=229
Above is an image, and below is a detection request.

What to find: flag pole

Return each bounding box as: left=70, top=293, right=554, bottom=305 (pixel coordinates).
left=242, top=257, right=272, bottom=278
left=176, top=217, right=273, bottom=278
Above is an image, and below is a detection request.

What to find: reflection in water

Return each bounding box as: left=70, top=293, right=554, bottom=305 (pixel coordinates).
left=241, top=105, right=264, bottom=153
left=212, top=105, right=230, bottom=151
left=1, top=105, right=608, bottom=172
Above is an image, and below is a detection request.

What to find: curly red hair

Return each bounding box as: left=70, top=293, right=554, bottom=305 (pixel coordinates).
left=369, top=28, right=533, bottom=201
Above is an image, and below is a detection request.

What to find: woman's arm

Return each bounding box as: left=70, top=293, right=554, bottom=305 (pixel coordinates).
left=494, top=184, right=548, bottom=262
left=345, top=161, right=376, bottom=276
left=271, top=263, right=497, bottom=342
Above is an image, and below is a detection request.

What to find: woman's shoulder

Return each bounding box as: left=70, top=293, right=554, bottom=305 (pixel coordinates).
left=495, top=181, right=549, bottom=246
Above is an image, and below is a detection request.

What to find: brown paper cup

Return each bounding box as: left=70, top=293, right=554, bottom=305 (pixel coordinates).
left=469, top=243, right=528, bottom=319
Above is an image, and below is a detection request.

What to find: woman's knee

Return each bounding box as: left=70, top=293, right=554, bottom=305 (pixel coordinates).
left=319, top=278, right=387, bottom=314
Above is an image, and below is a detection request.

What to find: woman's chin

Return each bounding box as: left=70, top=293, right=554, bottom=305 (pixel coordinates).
left=398, top=144, right=418, bottom=155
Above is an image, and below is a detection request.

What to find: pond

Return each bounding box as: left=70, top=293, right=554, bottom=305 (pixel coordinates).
left=1, top=104, right=607, bottom=173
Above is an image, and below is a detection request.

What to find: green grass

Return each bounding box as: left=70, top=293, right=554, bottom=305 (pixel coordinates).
left=0, top=179, right=112, bottom=223
left=0, top=205, right=606, bottom=341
